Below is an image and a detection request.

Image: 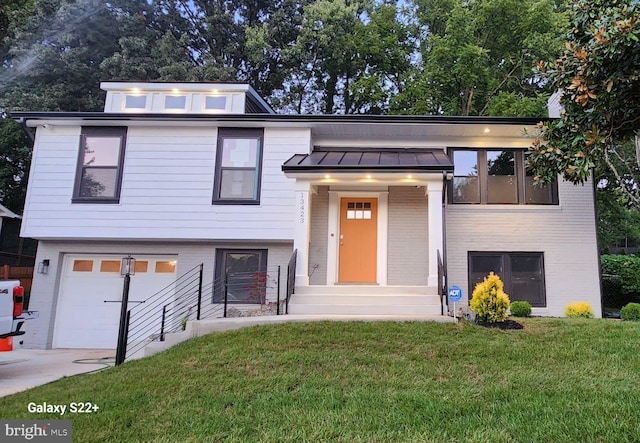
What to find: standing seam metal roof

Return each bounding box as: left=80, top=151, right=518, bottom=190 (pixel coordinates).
left=282, top=148, right=454, bottom=172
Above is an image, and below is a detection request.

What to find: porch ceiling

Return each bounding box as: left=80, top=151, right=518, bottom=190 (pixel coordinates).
left=282, top=147, right=454, bottom=173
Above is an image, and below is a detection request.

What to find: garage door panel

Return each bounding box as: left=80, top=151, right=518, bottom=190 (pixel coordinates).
left=54, top=255, right=177, bottom=349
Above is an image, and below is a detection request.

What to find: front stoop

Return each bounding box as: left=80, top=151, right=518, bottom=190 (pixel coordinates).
left=288, top=285, right=442, bottom=316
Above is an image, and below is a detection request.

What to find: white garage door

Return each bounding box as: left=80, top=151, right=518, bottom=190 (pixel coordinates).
left=53, top=255, right=178, bottom=349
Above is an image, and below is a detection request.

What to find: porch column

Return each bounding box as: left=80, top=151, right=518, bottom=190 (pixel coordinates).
left=293, top=180, right=312, bottom=287
left=426, top=179, right=444, bottom=287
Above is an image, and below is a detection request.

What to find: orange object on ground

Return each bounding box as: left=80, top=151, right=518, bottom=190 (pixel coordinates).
left=0, top=337, right=13, bottom=351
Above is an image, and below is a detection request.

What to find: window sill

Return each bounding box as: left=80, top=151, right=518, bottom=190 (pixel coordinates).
left=212, top=200, right=261, bottom=206
left=447, top=204, right=562, bottom=211
left=71, top=198, right=120, bottom=204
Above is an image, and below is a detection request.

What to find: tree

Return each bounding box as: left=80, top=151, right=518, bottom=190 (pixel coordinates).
left=246, top=0, right=416, bottom=114
left=528, top=0, right=640, bottom=209
left=392, top=0, right=569, bottom=116
left=597, top=182, right=640, bottom=253
left=0, top=0, right=155, bottom=112
left=0, top=120, right=31, bottom=214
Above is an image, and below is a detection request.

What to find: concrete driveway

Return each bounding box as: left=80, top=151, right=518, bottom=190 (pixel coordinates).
left=0, top=348, right=115, bottom=397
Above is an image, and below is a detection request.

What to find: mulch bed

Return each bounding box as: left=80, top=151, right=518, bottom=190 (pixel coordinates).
left=476, top=319, right=524, bottom=330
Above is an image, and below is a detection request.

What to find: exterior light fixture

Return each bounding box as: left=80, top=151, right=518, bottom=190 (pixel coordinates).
left=120, top=255, right=136, bottom=276
left=324, top=174, right=331, bottom=179
left=37, top=259, right=50, bottom=275
left=366, top=174, right=372, bottom=179
left=484, top=128, right=491, bottom=133
left=132, top=88, right=141, bottom=94
left=172, top=88, right=180, bottom=94
left=407, top=174, right=413, bottom=179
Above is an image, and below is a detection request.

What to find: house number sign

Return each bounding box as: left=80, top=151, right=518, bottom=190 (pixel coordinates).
left=299, top=192, right=305, bottom=223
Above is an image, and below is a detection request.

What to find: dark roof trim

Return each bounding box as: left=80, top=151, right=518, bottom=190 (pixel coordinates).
left=9, top=111, right=550, bottom=125
left=282, top=148, right=454, bottom=173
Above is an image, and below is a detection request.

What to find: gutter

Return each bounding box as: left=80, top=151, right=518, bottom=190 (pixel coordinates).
left=1, top=108, right=35, bottom=142
left=9, top=111, right=552, bottom=126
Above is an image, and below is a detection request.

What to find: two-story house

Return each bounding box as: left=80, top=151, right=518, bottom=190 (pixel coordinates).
left=12, top=82, right=602, bottom=350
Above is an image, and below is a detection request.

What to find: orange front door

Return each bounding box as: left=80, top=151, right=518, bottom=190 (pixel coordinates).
left=338, top=198, right=378, bottom=283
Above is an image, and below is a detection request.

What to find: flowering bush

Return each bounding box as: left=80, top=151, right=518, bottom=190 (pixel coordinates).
left=565, top=302, right=594, bottom=318
left=470, top=272, right=510, bottom=323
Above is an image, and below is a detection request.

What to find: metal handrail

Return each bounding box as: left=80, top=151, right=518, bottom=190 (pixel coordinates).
left=285, top=249, right=297, bottom=314
left=437, top=249, right=448, bottom=315
left=125, top=264, right=221, bottom=360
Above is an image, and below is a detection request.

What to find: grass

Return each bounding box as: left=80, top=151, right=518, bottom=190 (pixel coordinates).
left=1, top=318, right=640, bottom=442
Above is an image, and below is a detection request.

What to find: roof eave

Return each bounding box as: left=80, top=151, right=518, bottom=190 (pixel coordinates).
left=282, top=166, right=454, bottom=173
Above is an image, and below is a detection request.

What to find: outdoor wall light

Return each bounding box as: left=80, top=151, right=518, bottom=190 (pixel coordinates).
left=37, top=259, right=50, bottom=275
left=120, top=255, right=136, bottom=276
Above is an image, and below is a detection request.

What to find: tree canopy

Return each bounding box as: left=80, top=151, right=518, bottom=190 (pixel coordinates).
left=0, top=0, right=572, bottom=214
left=528, top=0, right=640, bottom=209
left=391, top=0, right=569, bottom=116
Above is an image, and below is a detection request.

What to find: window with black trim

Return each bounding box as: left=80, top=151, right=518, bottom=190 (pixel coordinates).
left=213, top=128, right=263, bottom=204
left=73, top=127, right=127, bottom=203
left=468, top=252, right=546, bottom=307
left=450, top=149, right=558, bottom=205
left=213, top=249, right=268, bottom=304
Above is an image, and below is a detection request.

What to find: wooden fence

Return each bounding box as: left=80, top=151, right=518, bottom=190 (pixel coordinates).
left=0, top=265, right=34, bottom=296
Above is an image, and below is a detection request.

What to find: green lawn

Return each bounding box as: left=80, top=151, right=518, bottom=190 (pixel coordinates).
left=1, top=319, right=640, bottom=442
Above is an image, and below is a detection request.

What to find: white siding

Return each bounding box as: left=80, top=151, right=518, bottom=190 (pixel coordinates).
left=445, top=179, right=601, bottom=317
left=22, top=127, right=311, bottom=241
left=23, top=240, right=293, bottom=349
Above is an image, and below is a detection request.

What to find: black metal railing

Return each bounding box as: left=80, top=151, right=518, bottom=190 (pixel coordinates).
left=125, top=264, right=225, bottom=359
left=122, top=260, right=290, bottom=361
left=285, top=249, right=297, bottom=314
left=437, top=249, right=448, bottom=315
left=216, top=266, right=284, bottom=316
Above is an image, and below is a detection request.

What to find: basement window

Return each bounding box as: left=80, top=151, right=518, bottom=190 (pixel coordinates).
left=468, top=252, right=546, bottom=307
left=213, top=249, right=268, bottom=304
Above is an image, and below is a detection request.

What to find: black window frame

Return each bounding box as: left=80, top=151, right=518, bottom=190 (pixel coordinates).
left=72, top=126, right=127, bottom=204
left=212, top=128, right=264, bottom=205
left=449, top=149, right=558, bottom=205
left=468, top=251, right=547, bottom=307
left=213, top=249, right=268, bottom=304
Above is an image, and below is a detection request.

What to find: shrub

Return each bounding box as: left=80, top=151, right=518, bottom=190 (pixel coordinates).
left=620, top=302, right=640, bottom=321
left=510, top=301, right=532, bottom=317
left=565, top=302, right=594, bottom=318
left=470, top=272, right=510, bottom=323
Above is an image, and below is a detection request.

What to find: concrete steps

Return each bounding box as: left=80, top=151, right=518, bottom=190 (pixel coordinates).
left=288, top=285, right=442, bottom=316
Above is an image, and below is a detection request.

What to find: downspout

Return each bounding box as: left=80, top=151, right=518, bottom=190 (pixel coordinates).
left=442, top=170, right=449, bottom=315
left=2, top=108, right=36, bottom=143
left=18, top=117, right=36, bottom=143
left=591, top=170, right=605, bottom=318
